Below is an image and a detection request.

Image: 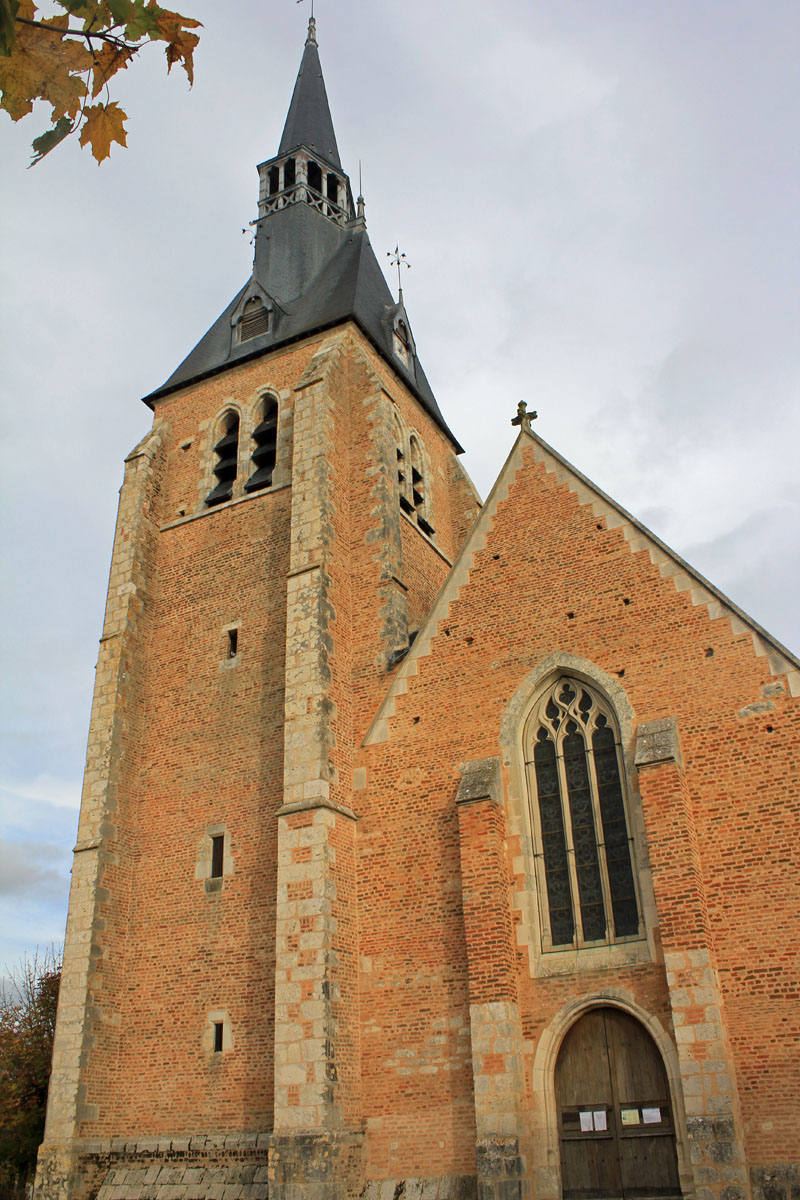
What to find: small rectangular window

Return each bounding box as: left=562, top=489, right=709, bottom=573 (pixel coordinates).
left=227, top=628, right=238, bottom=658
left=213, top=1021, right=223, bottom=1053
left=211, top=834, right=224, bottom=879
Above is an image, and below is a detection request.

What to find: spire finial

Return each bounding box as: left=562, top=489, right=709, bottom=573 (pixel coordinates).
left=297, top=0, right=316, bottom=43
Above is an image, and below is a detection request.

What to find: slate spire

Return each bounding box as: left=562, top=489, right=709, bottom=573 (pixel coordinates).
left=278, top=17, right=341, bottom=168
left=143, top=19, right=461, bottom=450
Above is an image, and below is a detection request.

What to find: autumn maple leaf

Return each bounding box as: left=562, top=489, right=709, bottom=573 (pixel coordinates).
left=78, top=98, right=127, bottom=161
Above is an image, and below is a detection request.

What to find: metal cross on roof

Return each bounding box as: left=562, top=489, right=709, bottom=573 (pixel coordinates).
left=387, top=246, right=411, bottom=297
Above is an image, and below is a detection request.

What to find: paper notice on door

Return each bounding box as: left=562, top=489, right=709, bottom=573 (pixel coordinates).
left=593, top=1110, right=608, bottom=1131
left=642, top=1107, right=662, bottom=1125
left=620, top=1108, right=640, bottom=1125
left=579, top=1112, right=594, bottom=1132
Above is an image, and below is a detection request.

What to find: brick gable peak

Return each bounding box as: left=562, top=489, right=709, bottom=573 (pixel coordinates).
left=365, top=428, right=800, bottom=746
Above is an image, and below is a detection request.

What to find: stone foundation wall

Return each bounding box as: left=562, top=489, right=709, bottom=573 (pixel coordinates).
left=750, top=1165, right=800, bottom=1200
left=361, top=1178, right=476, bottom=1200
left=268, top=1131, right=363, bottom=1200
left=475, top=1139, right=524, bottom=1200
left=38, top=1137, right=272, bottom=1200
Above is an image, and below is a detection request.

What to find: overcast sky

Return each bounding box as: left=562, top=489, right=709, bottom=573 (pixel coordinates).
left=1, top=0, right=798, bottom=976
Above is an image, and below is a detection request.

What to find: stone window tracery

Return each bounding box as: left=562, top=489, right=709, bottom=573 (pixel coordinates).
left=525, top=677, right=642, bottom=952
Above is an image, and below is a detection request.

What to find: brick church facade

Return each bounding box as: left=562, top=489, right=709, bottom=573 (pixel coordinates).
left=35, top=21, right=800, bottom=1200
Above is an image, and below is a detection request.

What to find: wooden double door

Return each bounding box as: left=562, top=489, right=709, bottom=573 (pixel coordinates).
left=555, top=1007, right=682, bottom=1199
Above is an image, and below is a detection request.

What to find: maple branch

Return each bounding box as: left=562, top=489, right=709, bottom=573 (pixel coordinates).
left=15, top=16, right=141, bottom=54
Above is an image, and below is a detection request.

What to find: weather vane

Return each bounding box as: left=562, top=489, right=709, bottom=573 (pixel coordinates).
left=297, top=0, right=314, bottom=18
left=387, top=246, right=411, bottom=297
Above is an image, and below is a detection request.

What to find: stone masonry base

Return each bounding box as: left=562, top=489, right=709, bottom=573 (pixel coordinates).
left=36, top=1134, right=487, bottom=1200
left=268, top=1131, right=364, bottom=1200
left=475, top=1139, right=524, bottom=1200
left=750, top=1165, right=800, bottom=1200
left=35, top=1136, right=272, bottom=1200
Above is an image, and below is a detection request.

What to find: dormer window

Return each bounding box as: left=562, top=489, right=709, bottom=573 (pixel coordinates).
left=393, top=320, right=410, bottom=366
left=307, top=160, right=322, bottom=194
left=206, top=412, right=239, bottom=507
left=245, top=396, right=278, bottom=493
left=239, top=297, right=270, bottom=342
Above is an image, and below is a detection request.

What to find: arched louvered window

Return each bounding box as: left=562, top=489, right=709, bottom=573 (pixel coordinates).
left=409, top=436, right=434, bottom=536
left=396, top=416, right=413, bottom=516
left=245, top=396, right=278, bottom=493
left=206, top=412, right=239, bottom=507
left=239, top=297, right=270, bottom=342
left=525, top=678, right=642, bottom=951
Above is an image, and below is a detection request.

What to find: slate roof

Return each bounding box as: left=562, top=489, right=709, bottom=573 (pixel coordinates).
left=278, top=28, right=341, bottom=168
left=142, top=22, right=461, bottom=451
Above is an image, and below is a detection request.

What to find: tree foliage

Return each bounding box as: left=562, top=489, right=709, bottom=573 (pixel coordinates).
left=0, top=0, right=200, bottom=164
left=0, top=949, right=61, bottom=1194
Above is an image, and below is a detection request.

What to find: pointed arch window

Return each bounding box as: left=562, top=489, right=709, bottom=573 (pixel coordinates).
left=393, top=320, right=410, bottom=366
left=525, top=678, right=642, bottom=951
left=245, top=396, right=278, bottom=493
left=206, top=412, right=239, bottom=507
left=239, top=297, right=270, bottom=342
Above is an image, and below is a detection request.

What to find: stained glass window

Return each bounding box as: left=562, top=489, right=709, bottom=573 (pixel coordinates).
left=525, top=678, right=642, bottom=949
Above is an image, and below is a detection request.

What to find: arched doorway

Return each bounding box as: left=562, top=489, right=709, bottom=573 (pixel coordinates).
left=555, top=1007, right=682, bottom=1199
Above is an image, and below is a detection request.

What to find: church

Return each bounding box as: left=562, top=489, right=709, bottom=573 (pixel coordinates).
left=35, top=20, right=800, bottom=1200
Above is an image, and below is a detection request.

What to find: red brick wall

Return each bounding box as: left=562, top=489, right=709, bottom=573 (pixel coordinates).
left=76, top=327, right=478, bottom=1145
left=356, top=438, right=799, bottom=1170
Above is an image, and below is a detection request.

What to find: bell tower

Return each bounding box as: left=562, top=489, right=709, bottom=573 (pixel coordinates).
left=35, top=19, right=479, bottom=1200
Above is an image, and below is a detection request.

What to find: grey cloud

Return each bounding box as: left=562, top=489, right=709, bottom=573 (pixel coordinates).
left=0, top=840, right=70, bottom=900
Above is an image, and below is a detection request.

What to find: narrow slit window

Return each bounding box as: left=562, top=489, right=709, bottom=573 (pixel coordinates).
left=210, top=834, right=224, bottom=879
left=245, top=396, right=278, bottom=493
left=283, top=157, right=296, bottom=188
left=206, top=413, right=239, bottom=507
left=268, top=165, right=280, bottom=195
left=307, top=159, right=322, bottom=193
left=326, top=172, right=339, bottom=202
left=227, top=629, right=238, bottom=658
left=213, top=1022, right=223, bottom=1053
